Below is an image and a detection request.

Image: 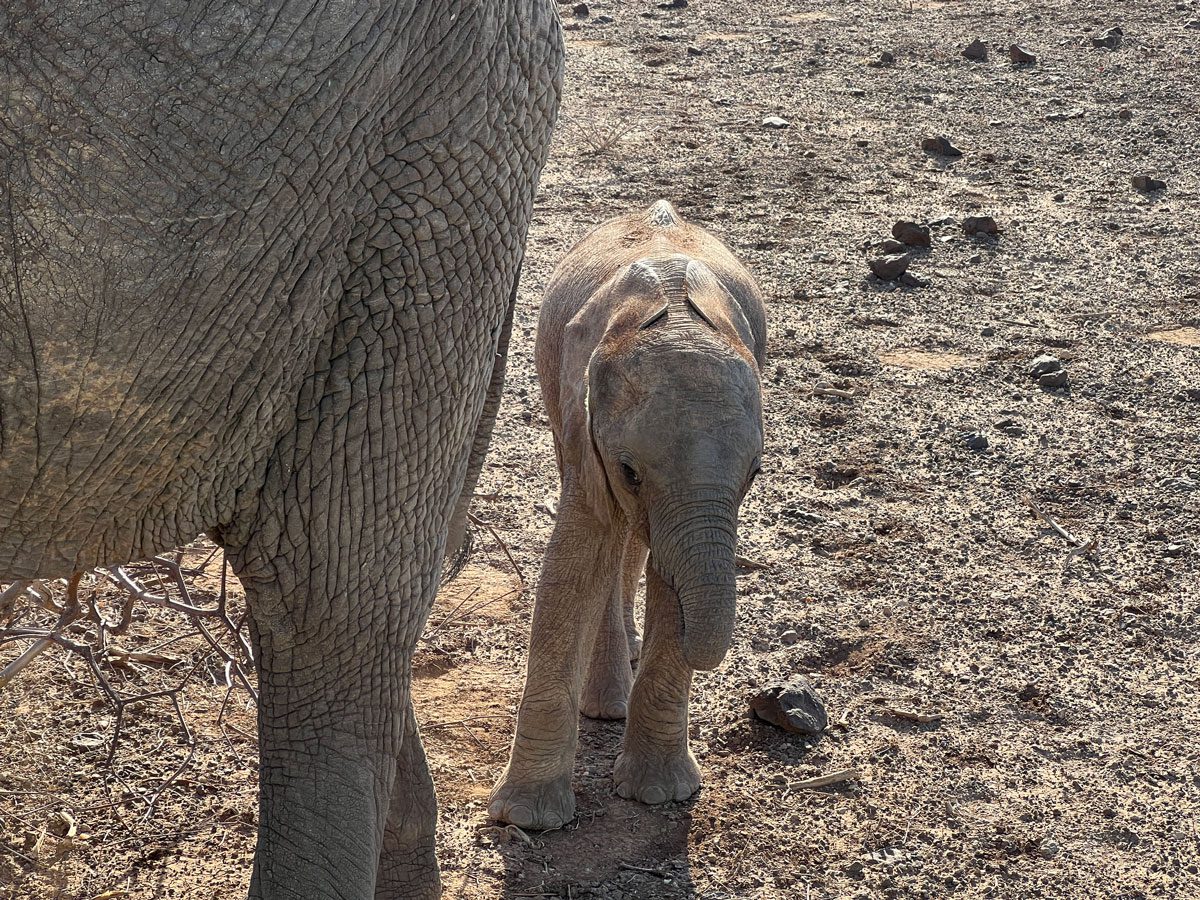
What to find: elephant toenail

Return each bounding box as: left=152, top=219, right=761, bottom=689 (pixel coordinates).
left=642, top=786, right=667, bottom=804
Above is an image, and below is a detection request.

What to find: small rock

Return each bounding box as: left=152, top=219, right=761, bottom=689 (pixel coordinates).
left=921, top=135, right=963, bottom=157
left=963, top=215, right=999, bottom=236
left=1092, top=26, right=1123, bottom=49
left=69, top=732, right=107, bottom=751
left=1053, top=192, right=1065, bottom=202
left=1186, top=19, right=1200, bottom=29
left=594, top=14, right=614, bottom=23
left=1018, top=681, right=1044, bottom=702
left=1039, top=838, right=1062, bottom=859
left=962, top=431, right=988, bottom=452
left=994, top=418, right=1025, bottom=436
left=572, top=2, right=589, bottom=17
left=868, top=50, right=895, bottom=68
left=762, top=115, right=791, bottom=129
left=892, top=220, right=931, bottom=247
left=1118, top=108, right=1133, bottom=120
left=869, top=253, right=912, bottom=280
left=1165, top=543, right=1187, bottom=558
left=981, top=325, right=995, bottom=337
left=750, top=678, right=828, bottom=736
left=846, top=861, right=866, bottom=879
left=1010, top=44, right=1038, bottom=64
left=1039, top=369, right=1069, bottom=390
left=863, top=847, right=912, bottom=867
left=876, top=238, right=908, bottom=255
left=1045, top=109, right=1084, bottom=123
left=780, top=629, right=801, bottom=646
left=897, top=272, right=928, bottom=288
left=962, top=39, right=988, bottom=61
left=1131, top=174, right=1166, bottom=191
left=1028, top=354, right=1063, bottom=379
left=686, top=45, right=704, bottom=56
left=657, top=0, right=688, bottom=7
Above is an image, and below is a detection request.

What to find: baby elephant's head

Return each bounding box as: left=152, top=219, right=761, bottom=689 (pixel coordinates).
left=586, top=259, right=763, bottom=670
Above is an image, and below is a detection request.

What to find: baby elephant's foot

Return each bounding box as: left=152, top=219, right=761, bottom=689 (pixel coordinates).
left=581, top=667, right=631, bottom=720
left=488, top=772, right=576, bottom=831
left=613, top=748, right=701, bottom=805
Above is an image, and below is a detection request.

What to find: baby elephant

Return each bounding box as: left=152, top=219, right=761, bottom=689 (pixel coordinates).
left=489, top=200, right=766, bottom=829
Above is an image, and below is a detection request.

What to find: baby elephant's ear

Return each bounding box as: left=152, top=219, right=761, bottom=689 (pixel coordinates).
left=684, top=260, right=756, bottom=354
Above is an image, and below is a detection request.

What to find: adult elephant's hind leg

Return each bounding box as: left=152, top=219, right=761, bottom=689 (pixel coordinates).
left=376, top=700, right=439, bottom=900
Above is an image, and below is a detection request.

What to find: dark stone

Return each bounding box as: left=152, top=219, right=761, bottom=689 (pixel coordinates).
left=962, top=431, right=989, bottom=452
left=1092, top=26, right=1123, bottom=49
left=1039, top=369, right=1069, bottom=390
left=963, top=215, right=999, bottom=236
left=897, top=272, right=928, bottom=288
left=869, top=253, right=912, bottom=280
left=687, top=45, right=704, bottom=56
left=962, top=39, right=988, bottom=61
left=876, top=238, right=908, bottom=255
left=658, top=0, right=687, bottom=7
left=572, top=2, right=589, bottom=16
left=921, top=135, right=963, bottom=156
left=1010, top=44, right=1038, bottom=64
left=869, top=50, right=895, bottom=68
left=1131, top=174, right=1166, bottom=191
left=892, top=220, right=931, bottom=247
left=750, top=678, right=828, bottom=736
left=1028, top=354, right=1063, bottom=379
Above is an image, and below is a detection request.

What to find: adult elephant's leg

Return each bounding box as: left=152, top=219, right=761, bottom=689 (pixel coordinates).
left=580, top=529, right=641, bottom=719
left=375, top=700, right=439, bottom=899
left=488, top=489, right=622, bottom=829
left=613, top=563, right=700, bottom=805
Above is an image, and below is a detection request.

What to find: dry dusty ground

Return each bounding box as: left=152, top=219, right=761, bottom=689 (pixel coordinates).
left=3, top=0, right=1200, bottom=897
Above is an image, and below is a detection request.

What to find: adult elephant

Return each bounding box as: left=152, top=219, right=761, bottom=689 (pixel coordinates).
left=0, top=3, right=562, bottom=898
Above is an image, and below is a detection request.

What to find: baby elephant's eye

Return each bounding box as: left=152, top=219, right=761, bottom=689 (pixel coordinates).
left=621, top=462, right=642, bottom=488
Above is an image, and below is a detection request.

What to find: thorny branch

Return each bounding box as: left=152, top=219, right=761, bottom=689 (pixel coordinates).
left=0, top=543, right=257, bottom=823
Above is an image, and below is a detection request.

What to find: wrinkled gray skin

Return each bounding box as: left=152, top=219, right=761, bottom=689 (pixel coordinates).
left=489, top=202, right=766, bottom=829
left=0, top=4, right=561, bottom=898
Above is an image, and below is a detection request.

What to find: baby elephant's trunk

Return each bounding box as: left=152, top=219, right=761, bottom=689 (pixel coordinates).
left=649, top=487, right=740, bottom=670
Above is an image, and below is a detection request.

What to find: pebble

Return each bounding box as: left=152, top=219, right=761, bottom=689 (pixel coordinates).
left=762, top=115, right=791, bottom=129
left=963, top=215, right=999, bottom=236
left=1039, top=838, right=1062, bottom=859
left=750, top=678, right=828, bottom=736
left=869, top=253, right=912, bottom=280
left=921, top=135, right=963, bottom=157
left=963, top=431, right=989, bottom=452
left=780, top=629, right=801, bottom=646
left=962, top=39, right=988, bottom=61
left=868, top=50, right=895, bottom=68
left=687, top=45, right=704, bottom=56
left=1118, top=108, right=1133, bottom=120
left=1131, top=174, right=1166, bottom=191
left=981, top=325, right=995, bottom=337
left=1092, top=26, right=1123, bottom=49
left=898, top=272, right=928, bottom=288
left=1039, top=369, right=1069, bottom=390
left=892, top=220, right=931, bottom=247
left=1028, top=354, right=1063, bottom=379
left=1010, top=44, right=1038, bottom=64
left=572, top=1, right=589, bottom=16
left=1165, top=543, right=1186, bottom=558
left=876, top=238, right=908, bottom=255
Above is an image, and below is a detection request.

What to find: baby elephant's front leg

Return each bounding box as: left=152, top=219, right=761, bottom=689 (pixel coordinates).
left=489, top=490, right=621, bottom=830
left=614, top=564, right=701, bottom=804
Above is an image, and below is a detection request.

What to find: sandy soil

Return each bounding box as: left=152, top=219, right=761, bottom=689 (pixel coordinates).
left=3, top=0, right=1199, bottom=897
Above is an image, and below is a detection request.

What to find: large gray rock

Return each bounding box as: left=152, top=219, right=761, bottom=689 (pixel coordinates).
left=750, top=678, right=829, bottom=736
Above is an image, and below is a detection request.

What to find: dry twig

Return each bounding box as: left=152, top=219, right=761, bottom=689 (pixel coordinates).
left=786, top=768, right=861, bottom=790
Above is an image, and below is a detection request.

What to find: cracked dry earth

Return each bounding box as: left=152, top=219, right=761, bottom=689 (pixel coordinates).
left=3, top=0, right=1200, bottom=898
